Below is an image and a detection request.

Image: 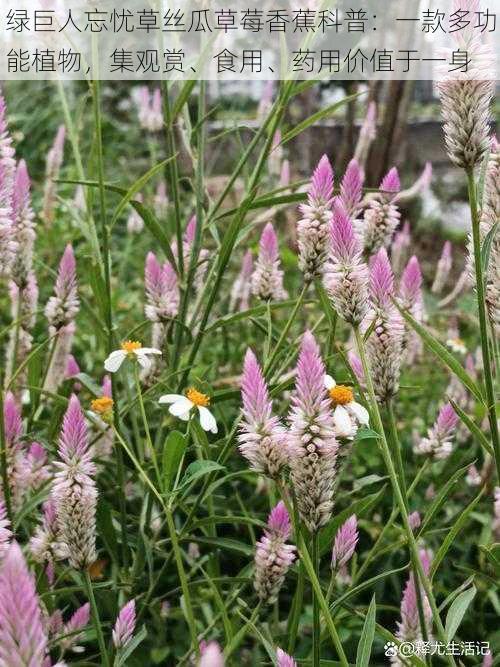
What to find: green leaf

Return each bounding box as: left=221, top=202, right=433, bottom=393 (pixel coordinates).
left=96, top=500, right=120, bottom=567
left=171, top=80, right=197, bottom=122
left=395, top=303, right=484, bottom=404
left=186, top=536, right=253, bottom=556
left=280, top=93, right=362, bottom=145
left=481, top=221, right=499, bottom=273
left=354, top=428, right=381, bottom=442
left=449, top=399, right=493, bottom=456
left=178, top=460, right=226, bottom=490
left=445, top=586, right=476, bottom=642
left=115, top=626, right=147, bottom=666
left=162, top=431, right=187, bottom=493
left=431, top=488, right=484, bottom=578
left=479, top=544, right=500, bottom=577
left=356, top=595, right=376, bottom=667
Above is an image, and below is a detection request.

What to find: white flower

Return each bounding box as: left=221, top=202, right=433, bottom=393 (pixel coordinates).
left=159, top=388, right=218, bottom=434
left=324, top=375, right=369, bottom=439
left=104, top=341, right=161, bottom=373
left=446, top=337, right=467, bottom=355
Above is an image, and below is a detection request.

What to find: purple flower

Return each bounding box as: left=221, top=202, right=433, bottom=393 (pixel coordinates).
left=42, top=125, right=66, bottom=224
left=0, top=500, right=12, bottom=558
left=65, top=354, right=80, bottom=379
left=431, top=241, right=452, bottom=295
left=380, top=167, right=401, bottom=196
left=51, top=395, right=97, bottom=569
left=276, top=648, right=298, bottom=667
left=364, top=249, right=405, bottom=403
left=362, top=170, right=401, bottom=255
left=331, top=515, right=358, bottom=570
left=414, top=403, right=459, bottom=460
left=348, top=351, right=365, bottom=388
left=29, top=500, right=60, bottom=566
left=395, top=549, right=433, bottom=648
left=408, top=511, right=421, bottom=531
left=254, top=502, right=296, bottom=604
left=144, top=251, right=179, bottom=322
left=251, top=223, right=287, bottom=301
left=230, top=249, right=253, bottom=312
left=399, top=256, right=423, bottom=312
left=112, top=600, right=136, bottom=649
left=288, top=331, right=338, bottom=532
left=60, top=602, right=90, bottom=652
left=296, top=155, right=334, bottom=280
left=45, top=244, right=79, bottom=331
left=323, top=202, right=369, bottom=326
left=339, top=159, right=364, bottom=219
left=238, top=349, right=287, bottom=478
left=0, top=541, right=49, bottom=665
left=199, top=640, right=225, bottom=666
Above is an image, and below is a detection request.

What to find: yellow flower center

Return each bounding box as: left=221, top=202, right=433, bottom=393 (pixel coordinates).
left=186, top=388, right=210, bottom=407
left=91, top=396, right=114, bottom=415
left=329, top=385, right=354, bottom=406
left=121, top=340, right=142, bottom=354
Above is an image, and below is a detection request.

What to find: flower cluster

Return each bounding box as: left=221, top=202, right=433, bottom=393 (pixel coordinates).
left=251, top=223, right=288, bottom=301
left=414, top=403, right=459, bottom=460
left=361, top=168, right=401, bottom=256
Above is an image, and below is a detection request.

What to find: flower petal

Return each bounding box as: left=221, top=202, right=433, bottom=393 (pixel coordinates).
left=324, top=374, right=336, bottom=390
left=348, top=401, right=370, bottom=426
left=169, top=398, right=194, bottom=417
left=136, top=353, right=152, bottom=370
left=333, top=405, right=354, bottom=437
left=159, top=394, right=185, bottom=405
left=104, top=351, right=126, bottom=373
left=198, top=406, right=218, bottom=434
left=137, top=347, right=162, bottom=355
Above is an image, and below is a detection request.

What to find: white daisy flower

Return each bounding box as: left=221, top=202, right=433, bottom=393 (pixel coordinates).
left=446, top=337, right=467, bottom=355
left=159, top=387, right=218, bottom=434
left=104, top=341, right=161, bottom=373
left=324, top=374, right=369, bottom=439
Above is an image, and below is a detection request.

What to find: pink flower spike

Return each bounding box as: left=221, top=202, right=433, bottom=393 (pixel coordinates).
left=437, top=403, right=459, bottom=434
left=184, top=215, right=196, bottom=245
left=408, top=511, right=421, bottom=531
left=65, top=354, right=80, bottom=378
left=58, top=394, right=88, bottom=460
left=112, top=600, right=136, bottom=649
left=0, top=500, right=12, bottom=558
left=332, top=515, right=359, bottom=570
left=260, top=222, right=278, bottom=263
left=0, top=541, right=48, bottom=666
left=330, top=201, right=359, bottom=261
left=3, top=390, right=22, bottom=446
left=199, top=640, right=225, bottom=666
left=280, top=159, right=290, bottom=187
left=380, top=167, right=400, bottom=195
left=370, top=248, right=394, bottom=306
left=267, top=501, right=291, bottom=540
left=102, top=375, right=112, bottom=398
left=63, top=602, right=90, bottom=647
left=252, top=223, right=287, bottom=301
left=45, top=244, right=79, bottom=331
left=340, top=159, right=364, bottom=217
left=482, top=652, right=493, bottom=667
left=276, top=648, right=298, bottom=667
left=400, top=256, right=422, bottom=308
left=309, top=154, right=334, bottom=208
left=348, top=351, right=365, bottom=387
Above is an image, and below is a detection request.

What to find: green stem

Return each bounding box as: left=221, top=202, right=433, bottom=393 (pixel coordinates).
left=264, top=284, right=308, bottom=379
left=133, top=364, right=161, bottom=485
left=386, top=401, right=408, bottom=507
left=353, top=327, right=455, bottom=667
left=164, top=506, right=199, bottom=657
left=0, top=385, right=12, bottom=521
left=466, top=168, right=500, bottom=483
left=224, top=602, right=262, bottom=659
left=83, top=570, right=110, bottom=667
left=287, top=563, right=305, bottom=653
left=312, top=532, right=321, bottom=667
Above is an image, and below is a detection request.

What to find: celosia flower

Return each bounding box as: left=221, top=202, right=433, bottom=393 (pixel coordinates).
left=199, top=640, right=225, bottom=667
left=25, top=442, right=50, bottom=491
left=431, top=241, right=452, bottom=294
left=391, top=221, right=411, bottom=276
left=11, top=160, right=36, bottom=285
left=42, top=125, right=66, bottom=224
left=238, top=348, right=287, bottom=478
left=257, top=80, right=274, bottom=121
left=331, top=515, right=358, bottom=570
left=52, top=395, right=97, bottom=569
left=391, top=549, right=433, bottom=665
left=2, top=391, right=29, bottom=510
left=481, top=139, right=499, bottom=334
left=276, top=648, right=297, bottom=667
left=144, top=252, right=179, bottom=322
left=136, top=87, right=163, bottom=132
left=104, top=340, right=161, bottom=373
left=324, top=375, right=369, bottom=438
left=339, top=159, right=364, bottom=219
left=348, top=350, right=365, bottom=388
left=0, top=94, right=16, bottom=180
left=0, top=541, right=49, bottom=665
left=59, top=602, right=90, bottom=653
left=288, top=331, right=338, bottom=532
left=254, top=501, right=296, bottom=604
left=399, top=256, right=423, bottom=313
left=414, top=403, right=459, bottom=460
left=159, top=387, right=217, bottom=433
left=296, top=154, right=334, bottom=281
left=465, top=464, right=481, bottom=487
left=29, top=499, right=61, bottom=566
left=229, top=250, right=253, bottom=312
left=395, top=162, right=432, bottom=204
left=364, top=249, right=405, bottom=403
left=408, top=511, right=421, bottom=531
left=0, top=500, right=12, bottom=558
left=113, top=600, right=136, bottom=649
left=251, top=223, right=287, bottom=301
left=0, top=160, right=16, bottom=279
left=45, top=244, right=79, bottom=331
left=323, top=202, right=369, bottom=326
left=482, top=652, right=493, bottom=667
left=362, top=168, right=401, bottom=256
left=280, top=159, right=290, bottom=188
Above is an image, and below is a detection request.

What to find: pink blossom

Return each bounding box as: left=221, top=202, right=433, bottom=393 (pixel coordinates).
left=0, top=500, right=12, bottom=558
left=332, top=515, right=358, bottom=570
left=251, top=223, right=287, bottom=301
left=199, top=640, right=225, bottom=666
left=339, top=159, right=364, bottom=218
left=112, top=600, right=136, bottom=649
left=431, top=241, right=453, bottom=294
left=414, top=403, right=459, bottom=460
left=276, top=648, right=297, bottom=667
